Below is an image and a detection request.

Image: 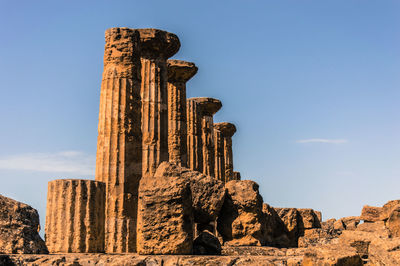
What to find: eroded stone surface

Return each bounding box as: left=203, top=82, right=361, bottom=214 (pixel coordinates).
left=45, top=179, right=105, bottom=253
left=0, top=195, right=47, bottom=254
left=138, top=29, right=180, bottom=180
left=191, top=97, right=222, bottom=177
left=214, top=122, right=236, bottom=183
left=137, top=162, right=193, bottom=254
left=95, top=27, right=142, bottom=253
left=303, top=244, right=363, bottom=266
left=187, top=170, right=225, bottom=225
left=167, top=60, right=198, bottom=167
left=217, top=180, right=266, bottom=246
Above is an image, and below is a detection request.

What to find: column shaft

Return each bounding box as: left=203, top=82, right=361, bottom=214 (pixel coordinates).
left=214, top=128, right=225, bottom=181
left=187, top=99, right=203, bottom=172
left=168, top=80, right=187, bottom=166
left=201, top=115, right=215, bottom=177
left=140, top=57, right=168, bottom=178
left=224, top=137, right=234, bottom=181
left=45, top=179, right=105, bottom=253
left=95, top=28, right=142, bottom=253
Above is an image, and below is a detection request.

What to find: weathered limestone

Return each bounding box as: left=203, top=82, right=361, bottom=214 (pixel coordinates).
left=273, top=207, right=322, bottom=247
left=45, top=179, right=105, bottom=253
left=138, top=29, right=180, bottom=179
left=95, top=28, right=180, bottom=253
left=217, top=180, right=266, bottom=246
left=167, top=60, right=198, bottom=167
left=233, top=171, right=241, bottom=180
left=95, top=27, right=142, bottom=253
left=214, top=122, right=236, bottom=183
left=137, top=162, right=193, bottom=254
left=0, top=194, right=48, bottom=254
left=186, top=99, right=202, bottom=172
left=189, top=97, right=222, bottom=176
left=213, top=127, right=225, bottom=181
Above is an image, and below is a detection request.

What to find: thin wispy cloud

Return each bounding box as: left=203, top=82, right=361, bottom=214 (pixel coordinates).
left=0, top=151, right=95, bottom=176
left=296, top=139, right=348, bottom=144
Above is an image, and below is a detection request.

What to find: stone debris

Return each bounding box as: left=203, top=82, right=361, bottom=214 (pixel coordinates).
left=193, top=230, right=222, bottom=255
left=0, top=195, right=47, bottom=254
left=137, top=162, right=193, bottom=255
left=217, top=180, right=266, bottom=246
left=1, top=26, right=400, bottom=266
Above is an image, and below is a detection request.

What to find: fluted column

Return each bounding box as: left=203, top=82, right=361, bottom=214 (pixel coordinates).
left=214, top=127, right=225, bottom=181
left=233, top=171, right=241, bottom=181
left=187, top=99, right=202, bottom=172
left=138, top=29, right=180, bottom=178
left=95, top=27, right=142, bottom=253
left=45, top=179, right=105, bottom=253
left=214, top=122, right=236, bottom=182
left=191, top=98, right=222, bottom=177
left=167, top=60, right=198, bottom=167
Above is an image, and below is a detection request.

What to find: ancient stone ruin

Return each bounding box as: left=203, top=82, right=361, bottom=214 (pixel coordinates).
left=1, top=27, right=400, bottom=265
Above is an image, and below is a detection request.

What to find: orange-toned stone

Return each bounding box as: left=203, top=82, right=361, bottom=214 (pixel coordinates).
left=214, top=122, right=236, bottom=183
left=95, top=27, right=142, bottom=253
left=190, top=98, right=222, bottom=177
left=167, top=60, right=198, bottom=167
left=45, top=179, right=105, bottom=253
left=138, top=29, right=180, bottom=179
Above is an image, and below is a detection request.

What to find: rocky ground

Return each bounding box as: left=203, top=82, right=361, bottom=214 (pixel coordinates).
left=2, top=168, right=400, bottom=265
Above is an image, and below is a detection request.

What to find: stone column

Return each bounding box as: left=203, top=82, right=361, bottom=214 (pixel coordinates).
left=192, top=97, right=222, bottom=177
left=214, top=122, right=236, bottom=183
left=233, top=171, right=241, bottom=181
left=95, top=27, right=142, bottom=253
left=187, top=99, right=202, bottom=172
left=45, top=179, right=105, bottom=253
left=214, top=127, right=225, bottom=181
left=137, top=29, right=180, bottom=178
left=167, top=60, right=198, bottom=167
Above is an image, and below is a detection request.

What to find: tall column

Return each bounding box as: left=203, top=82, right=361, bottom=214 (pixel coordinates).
left=192, top=97, right=222, bottom=177
left=214, top=127, right=225, bottom=181
left=167, top=60, right=198, bottom=167
left=45, top=179, right=105, bottom=253
left=95, top=27, right=142, bottom=253
left=187, top=99, right=202, bottom=172
left=138, top=29, right=180, bottom=178
left=214, top=122, right=236, bottom=183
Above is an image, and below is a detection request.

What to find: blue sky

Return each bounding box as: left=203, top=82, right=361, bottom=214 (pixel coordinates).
left=1, top=1, right=399, bottom=234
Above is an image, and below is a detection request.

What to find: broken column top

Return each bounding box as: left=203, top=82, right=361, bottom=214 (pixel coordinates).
left=189, top=97, right=222, bottom=116
left=105, top=28, right=180, bottom=59
left=167, top=60, right=198, bottom=82
left=214, top=122, right=237, bottom=137
left=105, top=27, right=137, bottom=38
left=137, top=28, right=180, bottom=59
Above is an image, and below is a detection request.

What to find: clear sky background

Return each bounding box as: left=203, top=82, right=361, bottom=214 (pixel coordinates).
left=0, top=1, right=399, bottom=234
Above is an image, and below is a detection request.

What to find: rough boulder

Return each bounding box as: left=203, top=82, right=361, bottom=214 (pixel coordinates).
left=217, top=180, right=266, bottom=246
left=0, top=194, right=48, bottom=254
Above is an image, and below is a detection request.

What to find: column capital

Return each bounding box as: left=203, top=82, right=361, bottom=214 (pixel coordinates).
left=189, top=97, right=222, bottom=116
left=137, top=28, right=180, bottom=59
left=214, top=122, right=236, bottom=137
left=167, top=60, right=198, bottom=82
